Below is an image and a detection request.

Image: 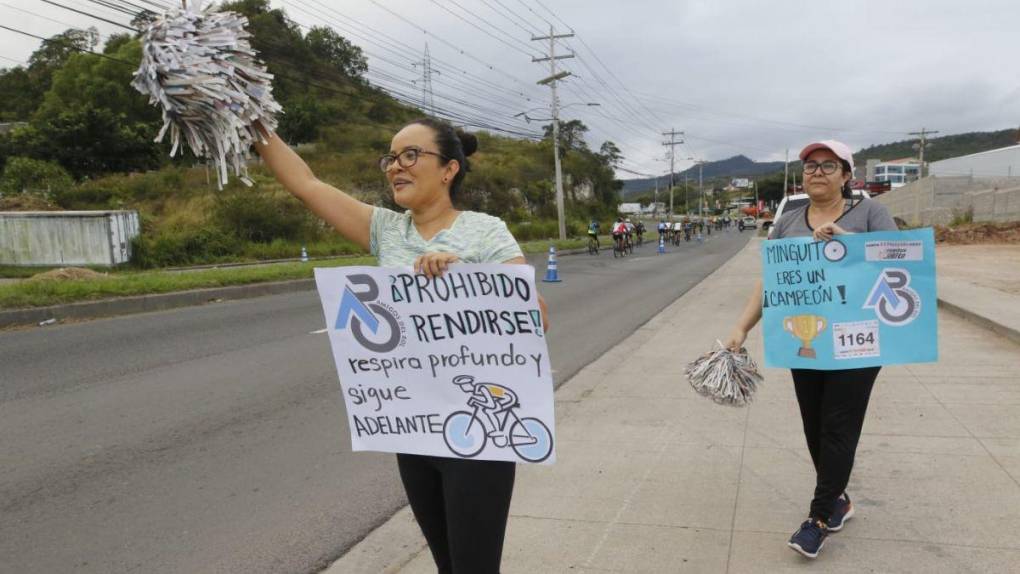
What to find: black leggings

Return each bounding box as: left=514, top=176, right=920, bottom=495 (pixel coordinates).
left=397, top=453, right=515, bottom=574
left=792, top=367, right=880, bottom=521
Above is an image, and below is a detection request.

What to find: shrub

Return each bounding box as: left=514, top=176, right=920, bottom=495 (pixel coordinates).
left=508, top=219, right=587, bottom=241
left=132, top=226, right=241, bottom=268
left=0, top=156, right=73, bottom=196
left=212, top=190, right=314, bottom=243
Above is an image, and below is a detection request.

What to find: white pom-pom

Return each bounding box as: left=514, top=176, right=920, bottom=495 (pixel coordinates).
left=132, top=0, right=282, bottom=189
left=685, top=341, right=764, bottom=406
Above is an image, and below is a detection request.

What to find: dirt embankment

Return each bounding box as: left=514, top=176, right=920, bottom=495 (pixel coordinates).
left=933, top=222, right=1020, bottom=245
left=27, top=268, right=107, bottom=282
left=0, top=195, right=62, bottom=211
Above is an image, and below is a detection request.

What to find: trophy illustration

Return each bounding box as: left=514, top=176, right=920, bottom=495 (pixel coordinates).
left=783, top=315, right=827, bottom=358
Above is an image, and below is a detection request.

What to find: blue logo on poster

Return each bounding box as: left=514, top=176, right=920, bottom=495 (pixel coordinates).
left=334, top=274, right=403, bottom=353
left=863, top=268, right=920, bottom=326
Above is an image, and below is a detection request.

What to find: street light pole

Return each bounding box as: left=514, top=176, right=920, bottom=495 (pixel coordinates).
left=683, top=171, right=689, bottom=214
left=698, top=160, right=704, bottom=240
left=532, top=25, right=575, bottom=240
left=551, top=83, right=566, bottom=240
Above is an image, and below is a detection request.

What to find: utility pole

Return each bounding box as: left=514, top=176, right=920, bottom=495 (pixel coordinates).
left=753, top=179, right=759, bottom=217
left=662, top=129, right=684, bottom=221
left=532, top=26, right=575, bottom=241
left=698, top=160, right=704, bottom=230
left=412, top=43, right=438, bottom=116
left=654, top=176, right=659, bottom=218
left=683, top=171, right=689, bottom=214
left=910, top=127, right=939, bottom=178
left=783, top=148, right=789, bottom=196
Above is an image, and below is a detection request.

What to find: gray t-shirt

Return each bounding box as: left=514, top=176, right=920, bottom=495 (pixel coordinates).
left=771, top=197, right=898, bottom=239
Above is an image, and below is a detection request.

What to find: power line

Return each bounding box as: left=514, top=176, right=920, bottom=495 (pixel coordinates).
left=38, top=0, right=135, bottom=31
left=478, top=0, right=543, bottom=37
left=0, top=54, right=27, bottom=65
left=276, top=12, right=538, bottom=133
left=283, top=0, right=537, bottom=110
left=285, top=0, right=540, bottom=103
left=0, top=23, right=134, bottom=64
left=512, top=0, right=554, bottom=29
left=364, top=0, right=540, bottom=95
left=1, top=2, right=99, bottom=33
left=519, top=0, right=669, bottom=133
left=428, top=0, right=543, bottom=59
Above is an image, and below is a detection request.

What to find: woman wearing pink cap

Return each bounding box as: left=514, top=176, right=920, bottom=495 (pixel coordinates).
left=724, top=140, right=897, bottom=559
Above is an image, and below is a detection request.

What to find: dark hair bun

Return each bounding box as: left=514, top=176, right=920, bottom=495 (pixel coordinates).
left=456, top=130, right=478, bottom=157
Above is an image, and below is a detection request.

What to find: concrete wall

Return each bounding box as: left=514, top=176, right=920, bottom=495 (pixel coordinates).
left=0, top=211, right=140, bottom=266
left=874, top=176, right=1020, bottom=226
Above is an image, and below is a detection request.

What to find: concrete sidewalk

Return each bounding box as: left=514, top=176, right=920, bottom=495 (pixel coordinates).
left=936, top=244, right=1020, bottom=345
left=328, top=239, right=1020, bottom=573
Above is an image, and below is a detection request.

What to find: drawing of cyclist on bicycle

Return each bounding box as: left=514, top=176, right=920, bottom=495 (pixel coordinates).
left=444, top=375, right=553, bottom=462
left=453, top=375, right=518, bottom=444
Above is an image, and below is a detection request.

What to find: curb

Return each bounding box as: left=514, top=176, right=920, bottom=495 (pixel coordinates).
left=937, top=297, right=1020, bottom=346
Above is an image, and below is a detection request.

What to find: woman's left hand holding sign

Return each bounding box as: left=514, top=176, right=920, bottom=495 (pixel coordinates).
left=414, top=252, right=460, bottom=277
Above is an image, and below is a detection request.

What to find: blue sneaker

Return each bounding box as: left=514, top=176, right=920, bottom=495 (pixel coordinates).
left=788, top=519, right=828, bottom=559
left=827, top=493, right=855, bottom=532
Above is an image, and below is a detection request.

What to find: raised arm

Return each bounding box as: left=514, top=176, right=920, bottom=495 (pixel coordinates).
left=253, top=129, right=374, bottom=251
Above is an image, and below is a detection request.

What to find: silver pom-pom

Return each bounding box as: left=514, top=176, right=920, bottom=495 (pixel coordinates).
left=132, top=0, right=282, bottom=188
left=685, top=341, right=764, bottom=406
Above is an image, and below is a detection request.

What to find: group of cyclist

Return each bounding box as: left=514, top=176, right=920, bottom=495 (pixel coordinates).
left=587, top=217, right=646, bottom=256
left=587, top=214, right=738, bottom=255
left=652, top=216, right=733, bottom=245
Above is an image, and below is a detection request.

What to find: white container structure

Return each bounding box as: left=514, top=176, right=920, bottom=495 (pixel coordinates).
left=0, top=210, right=140, bottom=266
left=929, top=144, right=1020, bottom=178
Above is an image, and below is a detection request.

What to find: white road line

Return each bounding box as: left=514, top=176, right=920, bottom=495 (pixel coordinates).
left=309, top=328, right=328, bottom=335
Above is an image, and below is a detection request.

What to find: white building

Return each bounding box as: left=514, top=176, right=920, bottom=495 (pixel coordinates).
left=618, top=202, right=642, bottom=215
left=929, top=144, right=1020, bottom=178
left=869, top=158, right=921, bottom=187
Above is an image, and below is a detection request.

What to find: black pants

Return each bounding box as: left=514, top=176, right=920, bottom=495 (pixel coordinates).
left=792, top=367, right=880, bottom=521
left=397, top=453, right=515, bottom=574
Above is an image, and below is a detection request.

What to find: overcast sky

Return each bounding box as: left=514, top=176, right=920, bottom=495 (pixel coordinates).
left=2, top=0, right=1018, bottom=176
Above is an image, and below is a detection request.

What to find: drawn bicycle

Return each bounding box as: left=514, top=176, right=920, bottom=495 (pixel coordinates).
left=442, top=376, right=553, bottom=463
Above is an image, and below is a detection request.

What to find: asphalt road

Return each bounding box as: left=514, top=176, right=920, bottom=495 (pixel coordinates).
left=0, top=229, right=750, bottom=574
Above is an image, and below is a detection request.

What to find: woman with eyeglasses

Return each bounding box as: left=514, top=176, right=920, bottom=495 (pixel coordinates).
left=254, top=118, right=549, bottom=573
left=724, top=140, right=897, bottom=559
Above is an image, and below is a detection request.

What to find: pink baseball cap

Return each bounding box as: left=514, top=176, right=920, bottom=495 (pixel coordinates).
left=799, top=139, right=854, bottom=173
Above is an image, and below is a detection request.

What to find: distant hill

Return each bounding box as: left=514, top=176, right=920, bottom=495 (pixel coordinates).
left=621, top=128, right=1020, bottom=198
left=622, top=155, right=785, bottom=196
left=854, top=128, right=1019, bottom=164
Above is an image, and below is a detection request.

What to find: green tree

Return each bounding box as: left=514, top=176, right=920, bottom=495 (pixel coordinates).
left=542, top=119, right=590, bottom=156
left=599, top=141, right=623, bottom=169
left=35, top=38, right=153, bottom=124
left=14, top=108, right=162, bottom=179
left=0, top=67, right=37, bottom=121
left=305, top=27, right=368, bottom=80
left=0, top=156, right=73, bottom=195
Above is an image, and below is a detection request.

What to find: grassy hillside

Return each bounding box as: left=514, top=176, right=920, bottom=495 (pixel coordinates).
left=855, top=129, right=1019, bottom=163
left=0, top=0, right=623, bottom=268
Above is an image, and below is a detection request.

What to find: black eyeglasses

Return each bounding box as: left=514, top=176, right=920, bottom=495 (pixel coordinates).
left=803, top=160, right=841, bottom=175
left=378, top=148, right=448, bottom=172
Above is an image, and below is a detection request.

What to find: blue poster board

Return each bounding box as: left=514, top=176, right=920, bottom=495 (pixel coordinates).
left=762, top=228, right=938, bottom=369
